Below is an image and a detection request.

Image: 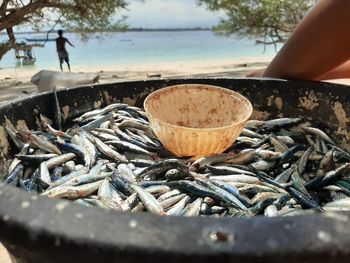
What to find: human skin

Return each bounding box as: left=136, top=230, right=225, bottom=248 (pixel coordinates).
left=256, top=0, right=350, bottom=80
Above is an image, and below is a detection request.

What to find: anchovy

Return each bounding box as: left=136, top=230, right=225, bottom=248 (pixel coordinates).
left=245, top=120, right=264, bottom=129
left=43, top=180, right=103, bottom=199
left=260, top=118, right=303, bottom=131
left=274, top=165, right=296, bottom=184
left=166, top=196, right=190, bottom=216
left=250, top=159, right=275, bottom=171
left=81, top=114, right=113, bottom=131
left=117, top=163, right=136, bottom=182
left=17, top=129, right=61, bottom=154
left=272, top=195, right=290, bottom=210
left=255, top=149, right=282, bottom=161
left=158, top=190, right=182, bottom=204
left=287, top=187, right=323, bottom=211
left=145, top=185, right=170, bottom=195
left=241, top=128, right=264, bottom=139
left=93, top=198, right=123, bottom=210
left=135, top=159, right=188, bottom=179
left=39, top=162, right=52, bottom=186
left=78, top=130, right=98, bottom=166
left=270, top=136, right=289, bottom=153
left=1, top=163, right=23, bottom=186
left=5, top=126, right=25, bottom=150
left=291, top=170, right=309, bottom=196
left=136, top=130, right=160, bottom=147
left=160, top=194, right=186, bottom=209
left=275, top=145, right=303, bottom=168
left=250, top=197, right=278, bottom=215
left=224, top=149, right=256, bottom=165
left=276, top=136, right=295, bottom=146
left=196, top=179, right=249, bottom=211
left=306, top=163, right=350, bottom=190
left=190, top=153, right=236, bottom=171
left=205, top=164, right=255, bottom=176
left=323, top=197, right=350, bottom=208
left=49, top=167, right=89, bottom=188
left=40, top=114, right=70, bottom=138
left=57, top=141, right=91, bottom=167
left=165, top=169, right=188, bottom=181
left=91, top=131, right=121, bottom=141
left=119, top=120, right=153, bottom=136
left=45, top=153, right=76, bottom=169
left=321, top=140, right=329, bottom=154
left=93, top=137, right=128, bottom=163
left=317, top=149, right=335, bottom=176
left=62, top=168, right=109, bottom=187
left=238, top=184, right=278, bottom=195
left=98, top=178, right=114, bottom=199
left=297, top=146, right=313, bottom=175
left=302, top=127, right=336, bottom=145
left=51, top=167, right=63, bottom=182
left=15, top=154, right=58, bottom=164
left=106, top=140, right=152, bottom=155
left=129, top=185, right=165, bottom=215
left=181, top=198, right=203, bottom=217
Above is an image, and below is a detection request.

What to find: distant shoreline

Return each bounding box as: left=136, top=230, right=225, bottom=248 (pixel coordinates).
left=0, top=28, right=213, bottom=36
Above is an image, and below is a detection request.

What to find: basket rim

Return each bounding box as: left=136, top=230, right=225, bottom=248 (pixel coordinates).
left=143, top=84, right=253, bottom=132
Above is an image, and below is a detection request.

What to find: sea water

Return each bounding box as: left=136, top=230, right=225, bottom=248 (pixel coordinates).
left=0, top=31, right=280, bottom=70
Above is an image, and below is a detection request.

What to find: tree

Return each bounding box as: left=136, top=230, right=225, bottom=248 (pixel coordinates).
left=198, top=0, right=316, bottom=46
left=0, top=0, right=128, bottom=60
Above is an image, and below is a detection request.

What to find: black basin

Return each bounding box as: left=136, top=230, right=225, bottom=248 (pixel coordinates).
left=0, top=78, right=350, bottom=263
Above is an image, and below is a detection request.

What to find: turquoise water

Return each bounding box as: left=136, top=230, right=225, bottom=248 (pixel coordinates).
left=0, top=31, right=279, bottom=69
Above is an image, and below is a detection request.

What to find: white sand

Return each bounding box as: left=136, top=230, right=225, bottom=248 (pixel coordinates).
left=0, top=57, right=270, bottom=101
left=0, top=56, right=271, bottom=81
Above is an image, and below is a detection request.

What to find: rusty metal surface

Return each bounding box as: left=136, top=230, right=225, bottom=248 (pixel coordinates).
left=0, top=78, right=350, bottom=262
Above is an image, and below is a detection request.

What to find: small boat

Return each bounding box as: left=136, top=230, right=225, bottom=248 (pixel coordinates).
left=15, top=42, right=37, bottom=65
left=25, top=38, right=56, bottom=42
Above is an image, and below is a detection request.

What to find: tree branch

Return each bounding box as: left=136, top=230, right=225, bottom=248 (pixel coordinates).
left=0, top=0, right=9, bottom=15
left=0, top=41, right=14, bottom=61
left=0, top=0, right=79, bottom=31
left=43, top=16, right=61, bottom=45
left=255, top=39, right=285, bottom=45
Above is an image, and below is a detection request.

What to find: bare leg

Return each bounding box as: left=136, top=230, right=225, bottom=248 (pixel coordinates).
left=316, top=60, right=350, bottom=80
left=263, top=0, right=350, bottom=80
left=59, top=61, right=63, bottom=71
left=64, top=57, right=71, bottom=72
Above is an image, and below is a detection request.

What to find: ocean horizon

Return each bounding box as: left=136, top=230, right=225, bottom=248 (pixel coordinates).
left=0, top=31, right=280, bottom=71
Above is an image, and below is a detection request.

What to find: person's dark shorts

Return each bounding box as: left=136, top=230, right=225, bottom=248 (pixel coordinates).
left=57, top=51, right=69, bottom=63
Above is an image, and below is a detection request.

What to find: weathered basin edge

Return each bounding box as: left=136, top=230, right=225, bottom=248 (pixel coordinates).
left=0, top=78, right=349, bottom=263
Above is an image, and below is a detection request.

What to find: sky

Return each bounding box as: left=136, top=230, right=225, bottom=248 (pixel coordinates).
left=121, top=0, right=224, bottom=28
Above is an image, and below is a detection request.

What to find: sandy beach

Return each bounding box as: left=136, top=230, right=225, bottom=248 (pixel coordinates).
left=0, top=57, right=270, bottom=102
left=1, top=54, right=350, bottom=104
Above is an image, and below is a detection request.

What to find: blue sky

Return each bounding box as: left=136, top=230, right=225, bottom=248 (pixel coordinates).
left=122, top=0, right=224, bottom=28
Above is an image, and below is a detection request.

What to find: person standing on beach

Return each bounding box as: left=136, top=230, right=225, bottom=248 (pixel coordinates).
left=56, top=30, right=74, bottom=72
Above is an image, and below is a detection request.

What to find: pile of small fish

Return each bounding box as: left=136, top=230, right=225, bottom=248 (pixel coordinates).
left=2, top=100, right=350, bottom=218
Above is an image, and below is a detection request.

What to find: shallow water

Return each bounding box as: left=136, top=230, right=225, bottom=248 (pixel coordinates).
left=0, top=31, right=280, bottom=70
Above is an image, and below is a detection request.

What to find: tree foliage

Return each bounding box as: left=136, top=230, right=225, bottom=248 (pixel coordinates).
left=198, top=0, right=316, bottom=45
left=0, top=0, right=128, bottom=60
